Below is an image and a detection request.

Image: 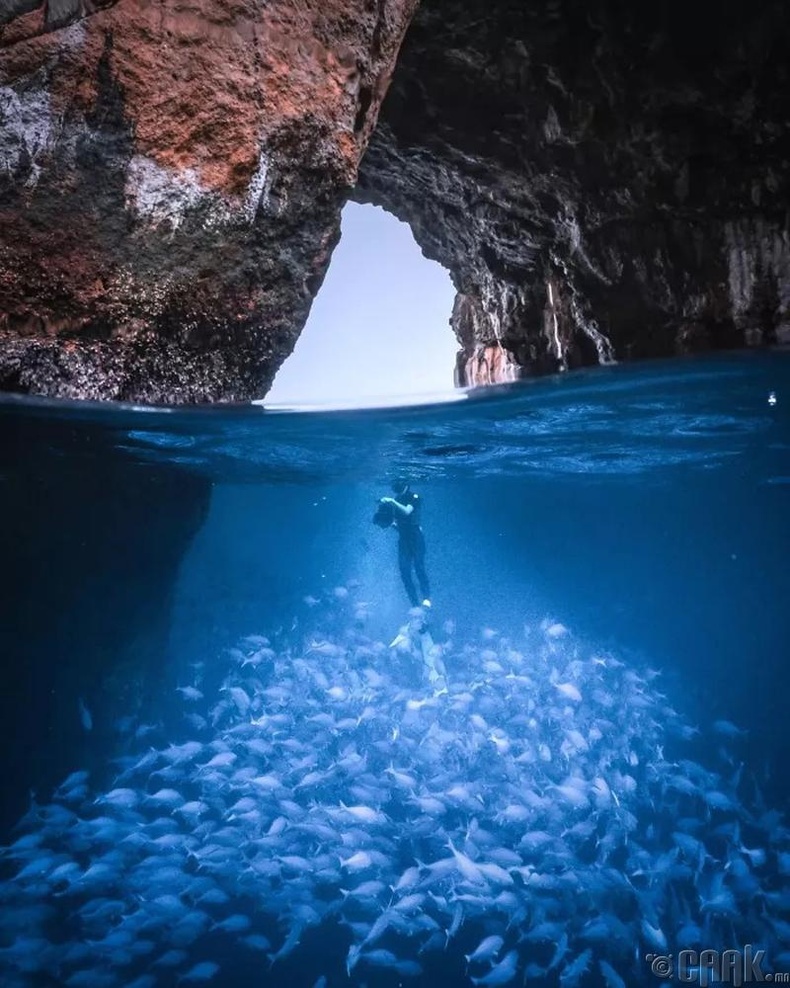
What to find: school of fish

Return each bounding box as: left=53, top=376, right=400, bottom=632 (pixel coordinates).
left=1, top=590, right=789, bottom=987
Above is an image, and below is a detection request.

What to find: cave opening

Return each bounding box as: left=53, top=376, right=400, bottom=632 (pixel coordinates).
left=264, top=202, right=457, bottom=405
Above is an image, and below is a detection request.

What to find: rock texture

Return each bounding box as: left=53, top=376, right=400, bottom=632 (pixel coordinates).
left=356, top=0, right=790, bottom=384
left=0, top=407, right=211, bottom=831
left=0, top=0, right=417, bottom=401
left=2, top=0, right=790, bottom=400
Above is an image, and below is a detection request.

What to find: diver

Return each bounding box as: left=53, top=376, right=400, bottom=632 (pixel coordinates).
left=374, top=480, right=431, bottom=610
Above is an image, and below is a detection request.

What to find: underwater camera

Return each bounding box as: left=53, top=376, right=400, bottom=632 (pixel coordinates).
left=373, top=499, right=395, bottom=528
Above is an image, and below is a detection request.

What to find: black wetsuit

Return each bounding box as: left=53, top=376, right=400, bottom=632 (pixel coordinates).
left=392, top=490, right=430, bottom=607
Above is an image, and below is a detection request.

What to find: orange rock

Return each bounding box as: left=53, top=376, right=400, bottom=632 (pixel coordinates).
left=0, top=0, right=418, bottom=401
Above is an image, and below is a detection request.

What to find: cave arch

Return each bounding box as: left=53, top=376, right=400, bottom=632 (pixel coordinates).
left=354, top=0, right=790, bottom=385
left=265, top=202, right=457, bottom=404
left=0, top=0, right=788, bottom=401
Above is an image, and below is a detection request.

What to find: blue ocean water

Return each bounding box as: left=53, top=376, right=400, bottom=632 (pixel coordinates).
left=0, top=352, right=789, bottom=988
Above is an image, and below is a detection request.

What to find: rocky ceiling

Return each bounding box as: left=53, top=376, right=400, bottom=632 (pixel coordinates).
left=356, top=0, right=790, bottom=386
left=0, top=0, right=788, bottom=401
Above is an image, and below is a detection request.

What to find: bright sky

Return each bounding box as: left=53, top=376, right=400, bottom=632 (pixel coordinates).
left=264, top=202, right=458, bottom=405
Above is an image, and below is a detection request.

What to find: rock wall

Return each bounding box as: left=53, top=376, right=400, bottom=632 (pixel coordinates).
left=2, top=0, right=789, bottom=399
left=356, top=0, right=790, bottom=384
left=0, top=406, right=211, bottom=832
left=0, top=0, right=417, bottom=401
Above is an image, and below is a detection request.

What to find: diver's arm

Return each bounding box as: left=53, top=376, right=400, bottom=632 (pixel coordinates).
left=380, top=497, right=414, bottom=517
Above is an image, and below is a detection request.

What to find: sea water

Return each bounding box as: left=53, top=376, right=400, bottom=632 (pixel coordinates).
left=0, top=352, right=789, bottom=988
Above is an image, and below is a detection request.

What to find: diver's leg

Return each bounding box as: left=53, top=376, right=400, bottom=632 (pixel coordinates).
left=398, top=539, right=419, bottom=607
left=413, top=530, right=431, bottom=602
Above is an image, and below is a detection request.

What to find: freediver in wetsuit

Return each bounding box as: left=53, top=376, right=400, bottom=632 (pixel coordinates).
left=376, top=480, right=431, bottom=609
